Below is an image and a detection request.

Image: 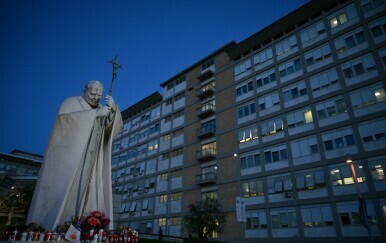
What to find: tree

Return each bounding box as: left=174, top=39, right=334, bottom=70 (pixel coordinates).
left=183, top=198, right=227, bottom=239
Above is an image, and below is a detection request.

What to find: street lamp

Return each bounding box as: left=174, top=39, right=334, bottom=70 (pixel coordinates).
left=345, top=154, right=360, bottom=196
left=345, top=154, right=373, bottom=243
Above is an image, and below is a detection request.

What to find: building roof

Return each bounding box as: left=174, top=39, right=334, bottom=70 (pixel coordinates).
left=121, top=91, right=163, bottom=120
left=227, top=0, right=341, bottom=60
left=160, top=41, right=237, bottom=88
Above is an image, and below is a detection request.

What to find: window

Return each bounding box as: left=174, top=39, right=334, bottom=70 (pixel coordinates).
left=350, top=83, right=386, bottom=109
left=243, top=179, right=264, bottom=197
left=361, top=0, right=386, bottom=13
left=149, top=123, right=160, bottom=134
left=329, top=162, right=366, bottom=186
left=256, top=68, right=276, bottom=88
left=236, top=80, right=254, bottom=97
left=172, top=128, right=184, bottom=138
left=165, top=98, right=173, bottom=106
left=286, top=107, right=313, bottom=128
left=295, top=168, right=325, bottom=191
left=160, top=173, right=169, bottom=181
left=174, top=92, right=185, bottom=101
left=261, top=117, right=283, bottom=136
left=158, top=218, right=166, bottom=226
left=171, top=147, right=183, bottom=157
left=171, top=169, right=182, bottom=178
left=161, top=152, right=169, bottom=160
left=258, top=92, right=280, bottom=111
left=137, top=143, right=147, bottom=155
left=342, top=54, right=376, bottom=79
left=275, top=35, right=297, bottom=56
left=164, top=115, right=172, bottom=123
left=310, top=68, right=339, bottom=92
left=238, top=124, right=258, bottom=144
left=301, top=205, right=334, bottom=227
left=264, top=145, right=287, bottom=163
left=283, top=81, right=307, bottom=103
left=235, top=59, right=252, bottom=76
left=267, top=174, right=292, bottom=194
left=380, top=48, right=386, bottom=67
left=173, top=110, right=184, bottom=119
left=151, top=106, right=161, bottom=120
left=141, top=112, right=150, bottom=123
left=240, top=152, right=261, bottom=169
left=329, top=12, right=348, bottom=28
left=246, top=212, right=268, bottom=229
left=237, top=102, right=256, bottom=119
left=369, top=158, right=386, bottom=180
left=129, top=132, right=138, bottom=143
left=316, top=97, right=347, bottom=120
left=202, top=59, right=214, bottom=71
left=305, top=44, right=332, bottom=66
left=335, top=29, right=367, bottom=53
left=131, top=117, right=140, bottom=127
left=337, top=200, right=377, bottom=226
left=175, top=75, right=186, bottom=85
left=328, top=4, right=357, bottom=30
left=322, top=128, right=356, bottom=151
left=253, top=48, right=273, bottom=66
left=369, top=17, right=386, bottom=39
left=138, top=129, right=148, bottom=140
left=278, top=58, right=302, bottom=78
left=162, top=134, right=171, bottom=142
left=300, top=20, right=326, bottom=44
left=128, top=148, right=137, bottom=159
left=291, top=136, right=319, bottom=159
left=202, top=191, right=217, bottom=201
left=358, top=118, right=386, bottom=143
left=170, top=217, right=182, bottom=225
left=166, top=82, right=174, bottom=91
left=171, top=192, right=182, bottom=200
left=148, top=139, right=158, bottom=152
left=270, top=209, right=297, bottom=228
left=122, top=122, right=130, bottom=134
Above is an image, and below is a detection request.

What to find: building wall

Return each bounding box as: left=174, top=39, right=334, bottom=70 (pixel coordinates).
left=111, top=0, right=386, bottom=242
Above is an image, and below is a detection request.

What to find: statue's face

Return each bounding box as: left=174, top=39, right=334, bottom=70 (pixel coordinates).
left=84, top=84, right=103, bottom=108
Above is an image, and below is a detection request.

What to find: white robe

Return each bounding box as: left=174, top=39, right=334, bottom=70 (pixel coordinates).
left=27, top=96, right=123, bottom=231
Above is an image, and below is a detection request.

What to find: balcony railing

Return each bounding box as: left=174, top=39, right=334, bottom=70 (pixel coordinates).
left=196, top=103, right=215, bottom=118
left=196, top=85, right=214, bottom=99
left=195, top=172, right=217, bottom=186
left=196, top=124, right=216, bottom=139
left=196, top=147, right=216, bottom=161
left=197, top=68, right=214, bottom=81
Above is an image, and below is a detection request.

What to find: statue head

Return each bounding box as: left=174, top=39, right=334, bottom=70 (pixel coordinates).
left=83, top=80, right=104, bottom=108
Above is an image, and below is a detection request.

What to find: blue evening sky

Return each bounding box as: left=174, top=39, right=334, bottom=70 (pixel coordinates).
left=0, top=0, right=309, bottom=156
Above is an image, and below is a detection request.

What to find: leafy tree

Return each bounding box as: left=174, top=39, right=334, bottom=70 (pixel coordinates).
left=183, top=198, right=227, bottom=239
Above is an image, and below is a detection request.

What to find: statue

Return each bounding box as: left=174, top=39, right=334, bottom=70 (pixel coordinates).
left=27, top=80, right=123, bottom=231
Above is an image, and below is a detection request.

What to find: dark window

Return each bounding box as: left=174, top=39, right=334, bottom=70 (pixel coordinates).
left=375, top=132, right=386, bottom=140
left=265, top=152, right=272, bottom=163
left=324, top=140, right=334, bottom=150
left=345, top=36, right=356, bottom=49
left=280, top=149, right=288, bottom=160
left=310, top=144, right=319, bottom=153
left=371, top=25, right=383, bottom=37
left=345, top=134, right=356, bottom=145
left=362, top=136, right=373, bottom=142
left=343, top=68, right=354, bottom=78
left=334, top=137, right=344, bottom=148
left=354, top=63, right=365, bottom=75
left=355, top=31, right=366, bottom=44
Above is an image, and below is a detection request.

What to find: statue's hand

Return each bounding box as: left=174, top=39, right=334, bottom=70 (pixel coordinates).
left=105, top=94, right=117, bottom=112
left=96, top=107, right=111, bottom=117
